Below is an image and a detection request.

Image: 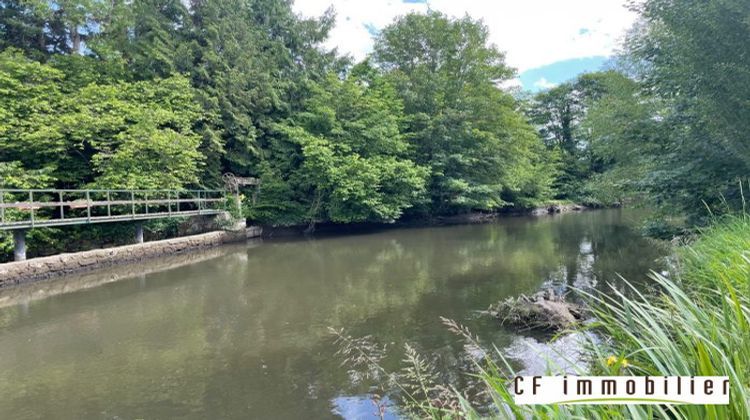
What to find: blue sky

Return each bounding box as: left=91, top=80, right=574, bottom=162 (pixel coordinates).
left=518, top=56, right=610, bottom=91
left=293, top=0, right=637, bottom=91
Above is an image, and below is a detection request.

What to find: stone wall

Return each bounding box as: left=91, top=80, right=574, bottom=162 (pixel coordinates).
left=0, top=227, right=262, bottom=288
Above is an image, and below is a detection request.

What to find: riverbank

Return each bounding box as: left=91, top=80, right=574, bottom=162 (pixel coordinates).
left=0, top=208, right=663, bottom=418
left=327, top=214, right=747, bottom=418
left=0, top=226, right=262, bottom=287
left=461, top=215, right=750, bottom=418
left=0, top=204, right=590, bottom=286
left=261, top=203, right=590, bottom=237
left=0, top=242, right=262, bottom=308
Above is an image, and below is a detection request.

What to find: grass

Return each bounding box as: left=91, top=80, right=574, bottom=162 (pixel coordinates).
left=475, top=214, right=750, bottom=419
left=333, top=215, right=750, bottom=419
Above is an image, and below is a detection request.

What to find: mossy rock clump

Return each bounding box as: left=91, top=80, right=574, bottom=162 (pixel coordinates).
left=489, top=289, right=584, bottom=332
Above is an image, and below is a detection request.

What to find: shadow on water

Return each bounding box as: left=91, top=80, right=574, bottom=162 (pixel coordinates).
left=0, top=209, right=668, bottom=419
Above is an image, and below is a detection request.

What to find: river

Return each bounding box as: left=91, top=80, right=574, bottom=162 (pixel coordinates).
left=0, top=209, right=667, bottom=419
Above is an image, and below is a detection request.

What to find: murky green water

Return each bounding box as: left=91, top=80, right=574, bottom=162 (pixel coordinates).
left=0, top=210, right=667, bottom=419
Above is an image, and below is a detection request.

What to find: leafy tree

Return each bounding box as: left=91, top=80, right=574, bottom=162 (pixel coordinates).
left=0, top=0, right=50, bottom=59
left=93, top=0, right=191, bottom=79
left=588, top=0, right=750, bottom=224
left=0, top=49, right=204, bottom=189
left=253, top=72, right=428, bottom=228
left=373, top=12, right=554, bottom=213
left=0, top=49, right=67, bottom=179
left=69, top=76, right=204, bottom=189
left=181, top=0, right=337, bottom=185
left=581, top=72, right=667, bottom=206
left=0, top=161, right=54, bottom=188
left=526, top=71, right=619, bottom=201
left=0, top=0, right=109, bottom=56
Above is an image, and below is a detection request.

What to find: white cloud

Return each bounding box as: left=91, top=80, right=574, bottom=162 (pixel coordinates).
left=533, top=77, right=557, bottom=90
left=500, top=77, right=524, bottom=90
left=293, top=0, right=638, bottom=72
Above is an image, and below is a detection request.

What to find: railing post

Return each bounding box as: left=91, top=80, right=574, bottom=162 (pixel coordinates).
left=1, top=190, right=5, bottom=225
left=107, top=190, right=111, bottom=217
left=29, top=191, right=36, bottom=227
left=135, top=222, right=144, bottom=244
left=168, top=191, right=172, bottom=216
left=59, top=191, right=64, bottom=220
left=13, top=229, right=26, bottom=261
left=177, top=191, right=181, bottom=212
left=131, top=191, right=135, bottom=218
left=145, top=192, right=149, bottom=215
left=197, top=190, right=202, bottom=214
left=233, top=191, right=242, bottom=215
left=86, top=190, right=91, bottom=222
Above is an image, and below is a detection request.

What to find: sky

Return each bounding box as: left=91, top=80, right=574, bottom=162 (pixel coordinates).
left=292, top=0, right=638, bottom=92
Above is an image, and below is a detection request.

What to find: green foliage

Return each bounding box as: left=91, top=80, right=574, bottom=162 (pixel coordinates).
left=678, top=214, right=750, bottom=294
left=70, top=76, right=204, bottom=189
left=0, top=49, right=67, bottom=175
left=0, top=0, right=106, bottom=58
left=579, top=72, right=666, bottom=206
left=173, top=0, right=337, bottom=184
left=0, top=161, right=54, bottom=188
left=255, top=73, right=428, bottom=226
left=0, top=50, right=204, bottom=189
left=3, top=0, right=748, bottom=233
left=524, top=0, right=749, bottom=227
left=373, top=12, right=554, bottom=213
left=1, top=3, right=571, bottom=243
left=576, top=0, right=750, bottom=225
left=94, top=0, right=191, bottom=79
left=527, top=70, right=626, bottom=202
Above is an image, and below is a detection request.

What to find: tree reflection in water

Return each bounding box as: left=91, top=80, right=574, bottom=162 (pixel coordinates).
left=0, top=209, right=667, bottom=419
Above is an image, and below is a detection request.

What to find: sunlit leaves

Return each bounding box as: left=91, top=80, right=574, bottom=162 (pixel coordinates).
left=0, top=50, right=203, bottom=189
left=266, top=73, right=428, bottom=225
left=373, top=12, right=554, bottom=212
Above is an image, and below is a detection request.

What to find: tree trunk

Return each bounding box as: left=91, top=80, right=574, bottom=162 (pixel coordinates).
left=71, top=25, right=81, bottom=54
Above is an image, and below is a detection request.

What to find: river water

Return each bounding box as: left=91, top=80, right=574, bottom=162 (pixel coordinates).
left=0, top=210, right=667, bottom=419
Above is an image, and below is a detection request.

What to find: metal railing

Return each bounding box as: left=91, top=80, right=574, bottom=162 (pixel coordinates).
left=0, top=189, right=227, bottom=230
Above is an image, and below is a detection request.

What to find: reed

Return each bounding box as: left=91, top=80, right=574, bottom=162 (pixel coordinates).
left=333, top=215, right=750, bottom=418
left=468, top=215, right=750, bottom=418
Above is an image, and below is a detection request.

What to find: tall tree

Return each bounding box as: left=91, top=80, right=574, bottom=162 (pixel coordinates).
left=527, top=71, right=620, bottom=200
left=93, top=0, right=191, bottom=79
left=581, top=71, right=667, bottom=206
left=0, top=49, right=204, bottom=189
left=182, top=0, right=336, bottom=185
left=252, top=69, right=428, bottom=228
left=4, top=0, right=110, bottom=56
left=601, top=0, right=750, bottom=224
left=373, top=12, right=554, bottom=214
left=0, top=0, right=50, bottom=59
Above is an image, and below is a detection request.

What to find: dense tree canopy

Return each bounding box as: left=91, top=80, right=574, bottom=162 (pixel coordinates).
left=2, top=0, right=746, bottom=249
left=252, top=71, right=428, bottom=228
left=0, top=49, right=203, bottom=189
left=526, top=71, right=618, bottom=200
left=566, top=0, right=750, bottom=229
left=626, top=0, right=750, bottom=223
left=1, top=3, right=556, bottom=233
left=373, top=12, right=554, bottom=213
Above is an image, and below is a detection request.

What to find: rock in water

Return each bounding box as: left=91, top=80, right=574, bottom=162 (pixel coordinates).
left=488, top=289, right=583, bottom=332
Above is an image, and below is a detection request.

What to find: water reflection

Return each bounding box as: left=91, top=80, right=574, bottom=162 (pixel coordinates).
left=505, top=331, right=599, bottom=377
left=0, top=210, right=667, bottom=419
left=332, top=395, right=400, bottom=420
